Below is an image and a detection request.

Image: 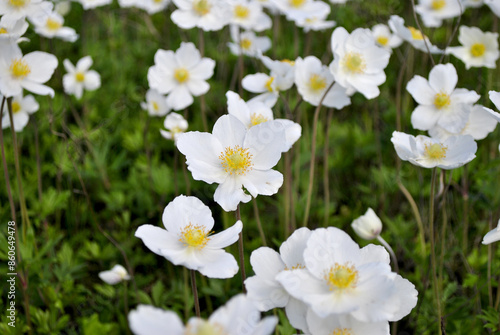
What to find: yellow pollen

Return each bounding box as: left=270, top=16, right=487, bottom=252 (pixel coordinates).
left=265, top=76, right=274, bottom=92
left=234, top=5, right=250, bottom=19
left=193, top=0, right=210, bottom=16
left=46, top=18, right=62, bottom=31
left=9, top=0, right=27, bottom=7
left=434, top=92, right=450, bottom=109
left=171, top=126, right=183, bottom=135
left=219, top=145, right=253, bottom=175
left=174, top=68, right=189, bottom=83
left=470, top=43, right=486, bottom=57
left=289, top=0, right=305, bottom=8
left=309, top=74, right=326, bottom=91
left=75, top=71, right=85, bottom=82
left=284, top=264, right=306, bottom=270
left=186, top=320, right=228, bottom=335
left=10, top=59, right=30, bottom=79
left=281, top=59, right=295, bottom=66
left=152, top=101, right=159, bottom=111
left=154, top=0, right=162, bottom=2
left=424, top=143, right=447, bottom=160
left=0, top=28, right=8, bottom=34
left=331, top=328, right=353, bottom=335
left=179, top=224, right=210, bottom=249
left=431, top=0, right=446, bottom=10
left=376, top=36, right=389, bottom=46
left=408, top=26, right=424, bottom=40
left=11, top=101, right=21, bottom=114
left=343, top=52, right=366, bottom=74
left=240, top=38, right=252, bottom=50
left=250, top=113, right=269, bottom=127
left=325, top=263, right=358, bottom=291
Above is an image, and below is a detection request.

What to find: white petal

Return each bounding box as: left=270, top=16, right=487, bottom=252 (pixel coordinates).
left=162, top=195, right=215, bottom=233
left=135, top=224, right=182, bottom=257
left=214, top=176, right=251, bottom=211
left=128, top=305, right=185, bottom=335
left=240, top=169, right=283, bottom=198
left=24, top=51, right=58, bottom=84
left=244, top=120, right=286, bottom=170
left=207, top=220, right=242, bottom=249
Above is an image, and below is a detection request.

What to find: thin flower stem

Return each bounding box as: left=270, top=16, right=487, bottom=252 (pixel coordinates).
left=34, top=120, right=42, bottom=201
left=376, top=235, right=399, bottom=273
left=488, top=216, right=494, bottom=307
left=0, top=97, right=16, bottom=222
left=429, top=168, right=442, bottom=335
left=190, top=270, right=201, bottom=317
left=252, top=198, right=267, bottom=246
left=410, top=0, right=436, bottom=66
left=323, top=109, right=333, bottom=227
left=397, top=179, right=426, bottom=257
left=123, top=282, right=130, bottom=335
left=236, top=205, right=246, bottom=291
left=462, top=166, right=469, bottom=252
left=302, top=81, right=335, bottom=227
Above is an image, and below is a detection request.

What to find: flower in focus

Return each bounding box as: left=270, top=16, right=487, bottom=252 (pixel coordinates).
left=1, top=92, right=39, bottom=132
left=77, top=0, right=112, bottom=10
left=228, top=26, right=271, bottom=57
left=388, top=15, right=443, bottom=54
left=177, top=114, right=287, bottom=211
left=391, top=131, right=477, bottom=170
left=63, top=56, right=101, bottom=99
left=171, top=0, right=230, bottom=31
left=31, top=10, right=78, bottom=42
left=406, top=63, right=480, bottom=133
left=140, top=89, right=170, bottom=117
left=371, top=23, right=402, bottom=51
left=135, top=195, right=242, bottom=278
left=329, top=26, right=391, bottom=99
left=159, top=112, right=188, bottom=142
left=446, top=26, right=499, bottom=69
left=98, top=265, right=131, bottom=285
left=482, top=219, right=500, bottom=245
left=147, top=42, right=215, bottom=110
left=129, top=305, right=185, bottom=335
left=415, top=0, right=462, bottom=27
left=351, top=208, right=383, bottom=240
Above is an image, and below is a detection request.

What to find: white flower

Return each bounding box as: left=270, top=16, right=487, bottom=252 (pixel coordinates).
left=0, top=41, right=58, bottom=97
left=129, top=305, right=185, bottom=335
left=351, top=208, right=383, bottom=240
left=147, top=42, right=215, bottom=110
left=293, top=3, right=335, bottom=32
left=135, top=195, right=242, bottom=278
left=461, top=0, right=484, bottom=8
left=406, top=63, right=480, bottom=133
left=228, top=26, right=271, bottom=57
left=229, top=0, right=271, bottom=32
left=140, top=89, right=170, bottom=117
left=446, top=26, right=499, bottom=69
left=171, top=0, right=230, bottom=31
left=31, top=11, right=78, bottom=42
left=160, top=112, right=188, bottom=142
left=416, top=0, right=462, bottom=27
left=483, top=219, right=500, bottom=245
left=260, top=55, right=295, bottom=92
left=371, top=23, right=402, bottom=51
left=307, top=311, right=390, bottom=335
left=139, top=0, right=170, bottom=15
left=330, top=27, right=391, bottom=99
left=77, top=0, right=112, bottom=10
left=0, top=17, right=29, bottom=42
left=0, top=0, right=53, bottom=26
left=1, top=92, right=38, bottom=132
left=294, top=56, right=351, bottom=109
left=486, top=0, right=500, bottom=16
left=98, top=265, right=131, bottom=285
left=273, top=0, right=330, bottom=23
left=177, top=114, right=287, bottom=211
left=391, top=131, right=477, bottom=170
left=63, top=56, right=101, bottom=100
left=388, top=15, right=443, bottom=54
left=55, top=1, right=71, bottom=16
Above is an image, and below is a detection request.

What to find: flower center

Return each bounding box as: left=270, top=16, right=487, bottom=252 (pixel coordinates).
left=46, top=18, right=62, bottom=31
left=265, top=76, right=274, bottom=92
left=152, top=101, right=159, bottom=112
left=193, top=0, right=210, bottom=16
left=11, top=101, right=21, bottom=114
left=281, top=59, right=295, bottom=65
left=376, top=36, right=389, bottom=46
left=343, top=52, right=366, bottom=74
left=0, top=28, right=8, bottom=34
left=219, top=145, right=253, bottom=175
left=408, top=27, right=424, bottom=40
left=434, top=92, right=450, bottom=109
left=250, top=113, right=269, bottom=127
left=284, top=263, right=305, bottom=270
left=431, top=0, right=446, bottom=10
left=234, top=5, right=250, bottom=19
left=10, top=59, right=30, bottom=79
left=289, top=0, right=305, bottom=8
left=9, top=0, right=27, bottom=7
left=309, top=74, right=326, bottom=91
left=470, top=43, right=485, bottom=57
left=174, top=68, right=189, bottom=83
left=179, top=224, right=210, bottom=249
left=187, top=320, right=228, bottom=335
left=240, top=38, right=252, bottom=50
left=324, top=263, right=358, bottom=291
left=331, top=329, right=353, bottom=335
left=75, top=71, right=85, bottom=82
left=424, top=143, right=447, bottom=160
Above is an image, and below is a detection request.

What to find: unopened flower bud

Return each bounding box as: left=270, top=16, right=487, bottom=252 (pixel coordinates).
left=351, top=208, right=382, bottom=240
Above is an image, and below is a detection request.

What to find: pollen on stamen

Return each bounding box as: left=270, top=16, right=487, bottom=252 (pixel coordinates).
left=470, top=43, right=486, bottom=57
left=219, top=145, right=253, bottom=175
left=9, top=0, right=27, bottom=7
left=46, top=18, right=62, bottom=31
left=331, top=328, right=353, bottom=335
left=408, top=26, right=424, bottom=40
left=424, top=143, right=447, bottom=160
left=250, top=113, right=269, bottom=127
left=284, top=264, right=305, bottom=271
left=309, top=74, right=326, bottom=91
left=343, top=52, right=366, bottom=74
left=324, top=263, right=358, bottom=291
left=193, top=0, right=211, bottom=16
left=10, top=59, right=31, bottom=79
left=179, top=223, right=211, bottom=249
left=234, top=5, right=250, bottom=19
left=174, top=68, right=189, bottom=83
left=434, top=92, right=450, bottom=109
left=376, top=36, right=389, bottom=46
left=75, top=71, right=85, bottom=82
left=289, top=0, right=306, bottom=8
left=240, top=38, right=252, bottom=50
left=11, top=101, right=21, bottom=114
left=265, top=77, right=274, bottom=92
left=431, top=0, right=446, bottom=10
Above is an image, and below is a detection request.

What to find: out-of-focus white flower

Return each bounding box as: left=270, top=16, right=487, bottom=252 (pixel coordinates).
left=118, top=0, right=139, bottom=8
left=139, top=0, right=170, bottom=15
left=391, top=131, right=477, bottom=170
left=416, top=0, right=462, bottom=27
left=294, top=56, right=351, bottom=109
left=77, top=0, right=112, bottom=10
left=147, top=42, right=215, bottom=110
left=485, top=0, right=500, bottom=16
left=371, top=23, right=402, bottom=51
left=63, top=56, right=101, bottom=99
left=31, top=10, right=78, bottom=42
left=160, top=112, right=188, bottom=142
left=55, top=1, right=72, bottom=16
left=129, top=305, right=185, bottom=335
left=389, top=15, right=443, bottom=54
left=484, top=90, right=500, bottom=122
left=482, top=219, right=500, bottom=245
left=141, top=89, right=170, bottom=117
left=1, top=92, right=39, bottom=132
left=0, top=0, right=53, bottom=26
left=273, top=0, right=330, bottom=23
left=406, top=63, right=479, bottom=133
left=461, top=0, right=484, bottom=8
left=228, top=26, right=271, bottom=57
left=135, top=195, right=242, bottom=278
left=171, top=0, right=230, bottom=31
left=98, top=265, right=131, bottom=285
left=294, top=7, right=336, bottom=32
left=229, top=0, right=271, bottom=32
left=446, top=26, right=499, bottom=69
left=307, top=311, right=390, bottom=335
left=0, top=17, right=29, bottom=42
left=330, top=27, right=391, bottom=99
left=351, top=208, right=383, bottom=240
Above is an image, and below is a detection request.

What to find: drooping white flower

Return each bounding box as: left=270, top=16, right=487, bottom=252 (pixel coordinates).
left=147, top=42, right=215, bottom=110
left=307, top=311, right=390, bottom=335
left=391, top=131, right=477, bottom=170
left=140, top=89, right=170, bottom=117
left=135, top=195, right=242, bottom=278
left=371, top=23, right=403, bottom=51
left=330, top=26, right=391, bottom=99
left=415, top=0, right=462, bottom=27
left=446, top=26, right=499, bottom=69
left=129, top=305, right=185, bottom=335
left=77, top=0, right=112, bottom=10
left=294, top=56, right=351, bottom=109
left=1, top=92, right=38, bottom=132
left=388, top=15, right=443, bottom=54
left=482, top=219, right=500, bottom=245
left=351, top=208, right=383, bottom=240
left=160, top=112, right=188, bottom=142
left=171, top=0, right=230, bottom=31
left=63, top=56, right=101, bottom=100
left=229, top=0, right=271, bottom=32
left=228, top=26, right=271, bottom=57
left=0, top=0, right=53, bottom=26
left=177, top=114, right=287, bottom=211
left=31, top=10, right=78, bottom=42
left=406, top=63, right=480, bottom=133
left=98, top=265, right=131, bottom=285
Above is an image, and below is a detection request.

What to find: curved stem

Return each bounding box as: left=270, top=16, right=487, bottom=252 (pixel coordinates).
left=376, top=235, right=399, bottom=273
left=397, top=179, right=426, bottom=257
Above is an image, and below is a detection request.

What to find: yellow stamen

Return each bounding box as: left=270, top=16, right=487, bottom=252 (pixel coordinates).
left=46, top=18, right=62, bottom=31
left=240, top=38, right=252, bottom=50
left=179, top=223, right=211, bottom=249
left=219, top=145, right=253, bottom=175
left=0, top=28, right=8, bottom=34
left=376, top=36, right=389, bottom=46
left=289, top=0, right=305, bottom=8
left=193, top=0, right=210, bottom=16
left=10, top=59, right=30, bottom=79
left=331, top=329, right=353, bottom=335
left=431, top=0, right=446, bottom=10
left=408, top=27, right=424, bottom=40
left=424, top=143, right=447, bottom=160
left=186, top=320, right=228, bottom=335
left=250, top=113, right=269, bottom=127
left=174, top=68, right=189, bottom=83
left=265, top=76, right=274, bottom=92
left=470, top=43, right=486, bottom=57
left=324, top=263, right=358, bottom=291
left=281, top=59, right=295, bottom=66
left=11, top=101, right=21, bottom=114
left=152, top=101, right=159, bottom=112
left=75, top=71, right=85, bottom=82
left=9, top=0, right=27, bottom=7
left=234, top=5, right=250, bottom=19
left=284, top=264, right=305, bottom=270
left=434, top=92, right=450, bottom=109
left=343, top=52, right=366, bottom=74
left=309, top=74, right=326, bottom=91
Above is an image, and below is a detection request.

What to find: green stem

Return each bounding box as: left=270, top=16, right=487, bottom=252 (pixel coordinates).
left=190, top=270, right=201, bottom=317
left=0, top=97, right=16, bottom=222
left=397, top=179, right=426, bottom=257
left=252, top=198, right=267, bottom=246
left=236, top=205, right=246, bottom=291
left=429, top=168, right=442, bottom=334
